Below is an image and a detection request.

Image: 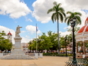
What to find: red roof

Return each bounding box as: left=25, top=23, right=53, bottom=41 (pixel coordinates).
left=85, top=17, right=88, bottom=21
left=85, top=17, right=88, bottom=25
left=78, top=17, right=88, bottom=33
left=78, top=26, right=85, bottom=33
left=7, top=32, right=12, bottom=36
left=85, top=26, right=88, bottom=32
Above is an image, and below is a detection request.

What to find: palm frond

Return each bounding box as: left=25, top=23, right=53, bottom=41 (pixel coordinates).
left=75, top=16, right=81, bottom=25
left=61, top=12, right=66, bottom=19
left=57, top=3, right=61, bottom=8
left=67, top=20, right=70, bottom=25
left=74, top=12, right=82, bottom=16
left=59, top=7, right=64, bottom=12
left=51, top=13, right=57, bottom=22
left=47, top=8, right=55, bottom=14
left=67, top=11, right=72, bottom=14
left=67, top=16, right=72, bottom=25
left=65, top=16, right=70, bottom=23
left=53, top=1, right=57, bottom=5
left=58, top=12, right=63, bottom=22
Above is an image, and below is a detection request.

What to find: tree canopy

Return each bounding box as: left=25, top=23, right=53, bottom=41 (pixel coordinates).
left=0, top=31, right=12, bottom=51
left=28, top=31, right=60, bottom=51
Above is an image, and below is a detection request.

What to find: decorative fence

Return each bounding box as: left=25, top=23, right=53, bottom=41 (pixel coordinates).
left=66, top=57, right=88, bottom=66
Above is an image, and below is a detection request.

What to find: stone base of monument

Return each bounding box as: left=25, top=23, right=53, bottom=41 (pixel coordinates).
left=1, top=49, right=35, bottom=59
left=0, top=53, right=3, bottom=58
left=0, top=37, right=35, bottom=59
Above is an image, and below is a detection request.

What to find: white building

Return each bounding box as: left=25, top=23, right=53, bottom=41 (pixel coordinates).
left=7, top=32, right=12, bottom=42
left=21, top=43, right=29, bottom=52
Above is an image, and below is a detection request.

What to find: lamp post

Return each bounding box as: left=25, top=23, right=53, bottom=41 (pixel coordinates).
left=65, top=35, right=68, bottom=57
left=70, top=18, right=77, bottom=65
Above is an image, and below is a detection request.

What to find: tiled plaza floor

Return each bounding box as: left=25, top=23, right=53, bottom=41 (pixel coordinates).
left=0, top=56, right=68, bottom=66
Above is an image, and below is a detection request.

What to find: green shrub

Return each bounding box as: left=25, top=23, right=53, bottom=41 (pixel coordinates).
left=43, top=53, right=73, bottom=56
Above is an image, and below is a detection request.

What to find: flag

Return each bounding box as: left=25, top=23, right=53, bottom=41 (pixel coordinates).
left=36, top=24, right=38, bottom=32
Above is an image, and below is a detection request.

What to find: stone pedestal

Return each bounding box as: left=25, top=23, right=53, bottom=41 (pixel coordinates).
left=39, top=53, right=43, bottom=58
left=1, top=37, right=34, bottom=59
left=35, top=53, right=38, bottom=59
left=0, top=53, right=3, bottom=57
left=14, top=37, right=22, bottom=49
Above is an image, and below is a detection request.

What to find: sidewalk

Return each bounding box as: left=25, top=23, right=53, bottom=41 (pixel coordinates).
left=0, top=56, right=69, bottom=66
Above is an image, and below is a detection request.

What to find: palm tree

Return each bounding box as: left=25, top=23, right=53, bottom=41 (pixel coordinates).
left=47, top=2, right=66, bottom=53
left=65, top=11, right=82, bottom=25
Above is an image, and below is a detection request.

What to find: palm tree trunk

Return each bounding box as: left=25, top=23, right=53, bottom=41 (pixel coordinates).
left=57, top=20, right=60, bottom=54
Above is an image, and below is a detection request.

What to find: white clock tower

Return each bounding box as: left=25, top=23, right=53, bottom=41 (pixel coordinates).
left=7, top=31, right=12, bottom=42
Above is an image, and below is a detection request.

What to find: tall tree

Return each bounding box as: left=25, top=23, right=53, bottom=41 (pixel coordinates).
left=47, top=2, right=66, bottom=52
left=65, top=11, right=82, bottom=25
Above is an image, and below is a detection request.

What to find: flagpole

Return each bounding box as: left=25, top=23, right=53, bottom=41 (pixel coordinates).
left=36, top=24, right=37, bottom=53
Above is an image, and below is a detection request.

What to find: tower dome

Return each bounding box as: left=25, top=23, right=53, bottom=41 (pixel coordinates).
left=77, top=17, right=88, bottom=34
left=76, top=17, right=88, bottom=42
left=7, top=31, right=12, bottom=36
left=7, top=31, right=12, bottom=42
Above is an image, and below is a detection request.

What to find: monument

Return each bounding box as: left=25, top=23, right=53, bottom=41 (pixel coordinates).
left=14, top=25, right=22, bottom=49
left=1, top=25, right=34, bottom=59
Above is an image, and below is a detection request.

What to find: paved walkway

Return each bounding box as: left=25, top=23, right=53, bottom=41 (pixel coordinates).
left=0, top=56, right=69, bottom=66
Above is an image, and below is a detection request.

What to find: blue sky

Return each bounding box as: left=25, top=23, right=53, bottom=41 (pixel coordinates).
left=0, top=0, right=87, bottom=43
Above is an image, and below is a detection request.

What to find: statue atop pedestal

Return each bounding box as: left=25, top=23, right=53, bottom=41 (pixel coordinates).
left=0, top=25, right=34, bottom=59
left=15, top=25, right=22, bottom=37
left=14, top=25, right=22, bottom=49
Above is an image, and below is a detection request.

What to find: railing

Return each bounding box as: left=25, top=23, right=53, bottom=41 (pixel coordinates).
left=3, top=53, right=11, bottom=56
left=66, top=57, right=88, bottom=66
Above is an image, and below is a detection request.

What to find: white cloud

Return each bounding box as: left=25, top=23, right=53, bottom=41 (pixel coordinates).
left=21, top=31, right=26, bottom=33
left=32, top=0, right=66, bottom=23
left=26, top=25, right=41, bottom=34
left=25, top=35, right=30, bottom=38
left=21, top=35, right=33, bottom=43
left=0, top=25, right=15, bottom=44
left=25, top=17, right=32, bottom=22
left=32, top=0, right=88, bottom=24
left=21, top=37, right=31, bottom=43
left=26, top=18, right=32, bottom=22
left=65, top=0, right=88, bottom=10
left=0, top=26, right=31, bottom=44
left=32, top=0, right=54, bottom=23
left=60, top=31, right=71, bottom=37
left=0, top=0, right=31, bottom=18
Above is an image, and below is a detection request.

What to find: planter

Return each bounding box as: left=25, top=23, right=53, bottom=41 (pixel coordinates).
left=82, top=54, right=85, bottom=58
left=35, top=53, right=38, bottom=59
left=0, top=53, right=3, bottom=57
left=39, top=53, right=43, bottom=58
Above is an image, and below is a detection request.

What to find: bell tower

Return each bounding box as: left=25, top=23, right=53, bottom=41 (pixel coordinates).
left=7, top=31, right=12, bottom=42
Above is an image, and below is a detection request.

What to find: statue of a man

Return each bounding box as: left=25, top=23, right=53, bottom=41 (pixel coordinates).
left=15, top=25, right=22, bottom=37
